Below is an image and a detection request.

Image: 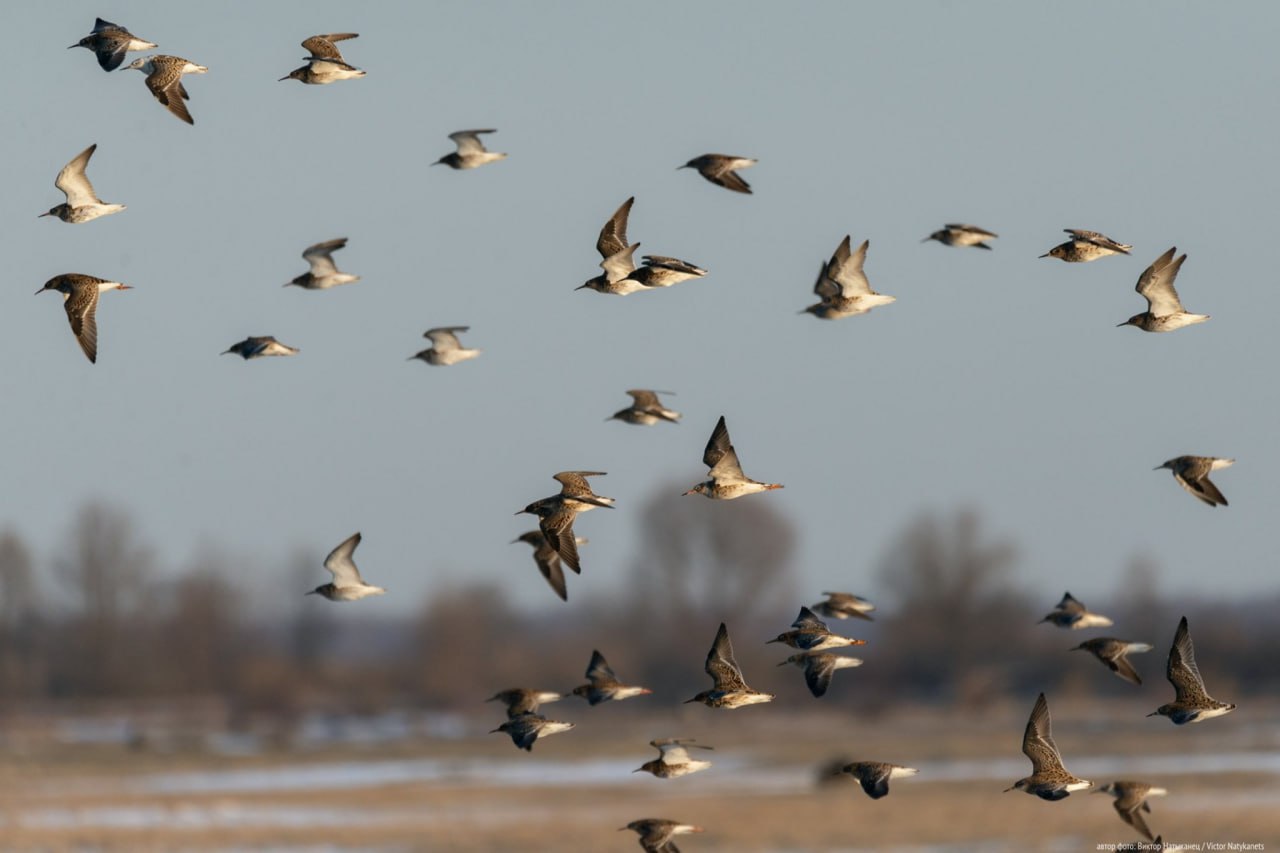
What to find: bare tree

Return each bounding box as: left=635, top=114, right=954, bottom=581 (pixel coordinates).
left=627, top=482, right=797, bottom=624
left=875, top=509, right=1031, bottom=705
left=0, top=531, right=41, bottom=699
left=54, top=504, right=156, bottom=696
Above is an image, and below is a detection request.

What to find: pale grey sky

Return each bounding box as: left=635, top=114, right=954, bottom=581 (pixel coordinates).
left=10, top=2, right=1279, bottom=612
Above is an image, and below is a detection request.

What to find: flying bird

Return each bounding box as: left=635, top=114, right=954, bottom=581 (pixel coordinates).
left=1039, top=592, right=1113, bottom=629
left=608, top=389, right=681, bottom=425
left=512, top=530, right=584, bottom=602
left=685, top=622, right=774, bottom=709
left=306, top=532, right=386, bottom=601
left=1005, top=692, right=1091, bottom=800
left=222, top=333, right=299, bottom=356
left=490, top=713, right=574, bottom=751
left=516, top=472, right=614, bottom=573
left=1095, top=781, right=1168, bottom=842
left=684, top=416, right=782, bottom=499
left=841, top=762, right=919, bottom=799
left=486, top=687, right=565, bottom=719
left=1118, top=248, right=1208, bottom=332
left=70, top=18, right=156, bottom=71
left=778, top=651, right=862, bottom=698
left=810, top=591, right=876, bottom=622
left=433, top=129, right=508, bottom=169
left=802, top=236, right=895, bottom=319
left=572, top=650, right=652, bottom=705
left=634, top=738, right=713, bottom=778
left=768, top=606, right=866, bottom=651
left=280, top=34, right=365, bottom=84
left=221, top=336, right=299, bottom=359
left=1148, top=616, right=1236, bottom=724
left=124, top=55, right=208, bottom=125
left=39, top=144, right=126, bottom=223
left=619, top=818, right=704, bottom=852
left=579, top=198, right=706, bottom=295
left=1070, top=638, right=1153, bottom=686
left=1155, top=456, right=1233, bottom=507
left=410, top=327, right=482, bottom=365
left=923, top=223, right=997, bottom=249
left=286, top=238, right=361, bottom=289
left=1040, top=229, right=1132, bottom=262
left=36, top=274, right=132, bottom=364
left=680, top=153, right=756, bottom=194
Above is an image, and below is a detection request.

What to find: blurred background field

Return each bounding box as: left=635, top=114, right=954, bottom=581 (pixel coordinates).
left=0, top=501, right=1276, bottom=850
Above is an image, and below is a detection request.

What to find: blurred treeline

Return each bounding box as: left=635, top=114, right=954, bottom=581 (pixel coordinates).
left=0, top=493, right=1275, bottom=731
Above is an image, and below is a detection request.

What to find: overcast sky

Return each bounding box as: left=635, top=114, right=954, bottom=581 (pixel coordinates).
left=9, top=2, right=1279, bottom=612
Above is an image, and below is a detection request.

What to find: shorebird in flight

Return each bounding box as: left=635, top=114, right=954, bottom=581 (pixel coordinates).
left=1040, top=229, right=1132, bottom=262
left=802, top=236, right=895, bottom=319
left=280, top=34, right=366, bottom=84
left=70, top=18, right=156, bottom=71
left=486, top=687, right=565, bottom=719
left=810, top=591, right=876, bottom=621
left=841, top=762, right=919, bottom=799
left=1149, top=616, right=1236, bottom=724
left=684, top=416, right=782, bottom=499
left=433, top=130, right=507, bottom=169
left=40, top=144, right=126, bottom=224
left=306, top=532, right=386, bottom=601
left=579, top=198, right=706, bottom=295
left=1005, top=692, right=1091, bottom=800
left=685, top=623, right=774, bottom=709
left=490, top=713, right=573, bottom=751
left=124, top=55, right=208, bottom=125
left=1155, top=456, right=1233, bottom=507
left=634, top=738, right=713, bottom=778
left=1119, top=248, right=1208, bottom=332
left=1070, top=638, right=1153, bottom=686
left=221, top=336, right=299, bottom=359
left=572, top=650, right=652, bottom=705
left=410, top=327, right=482, bottom=366
left=36, top=274, right=132, bottom=364
left=512, top=530, right=584, bottom=602
left=923, top=223, right=997, bottom=249
left=1039, top=592, right=1113, bottom=629
left=620, top=818, right=704, bottom=851
left=769, top=606, right=866, bottom=651
left=680, top=153, right=756, bottom=194
left=287, top=238, right=360, bottom=289
left=1095, top=781, right=1168, bottom=842
left=778, top=651, right=862, bottom=698
left=608, top=389, right=681, bottom=425
left=516, top=472, right=613, bottom=573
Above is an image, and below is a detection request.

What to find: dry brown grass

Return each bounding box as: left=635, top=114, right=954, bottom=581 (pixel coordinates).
left=1, top=702, right=1277, bottom=851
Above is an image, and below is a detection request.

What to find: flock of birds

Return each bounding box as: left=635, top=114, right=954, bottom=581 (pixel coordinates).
left=47, top=16, right=1242, bottom=852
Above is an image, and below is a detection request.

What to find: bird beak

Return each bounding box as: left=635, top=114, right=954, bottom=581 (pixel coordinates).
left=33, top=288, right=45, bottom=295
left=509, top=538, right=520, bottom=544
left=38, top=211, right=51, bottom=218
left=1002, top=785, right=1015, bottom=793
left=775, top=659, right=789, bottom=666
left=304, top=590, right=317, bottom=596
left=681, top=489, right=693, bottom=496
left=1152, top=465, right=1164, bottom=470
left=116, top=285, right=133, bottom=290
left=67, top=43, right=80, bottom=50
left=1038, top=252, right=1051, bottom=258
left=574, top=283, right=590, bottom=290
left=1116, top=321, right=1129, bottom=327
left=277, top=75, right=289, bottom=82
